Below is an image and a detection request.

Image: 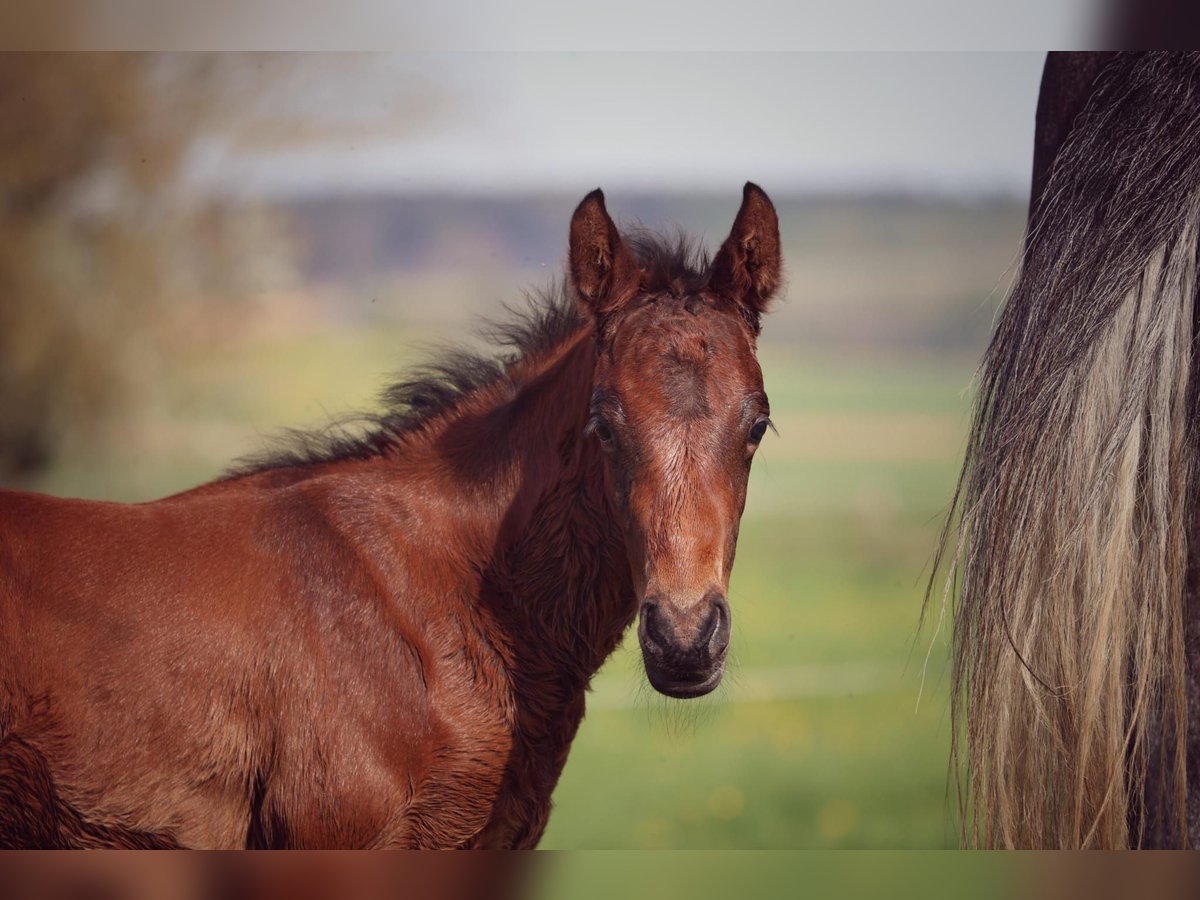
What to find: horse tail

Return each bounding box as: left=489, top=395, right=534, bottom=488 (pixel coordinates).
left=934, top=52, right=1200, bottom=848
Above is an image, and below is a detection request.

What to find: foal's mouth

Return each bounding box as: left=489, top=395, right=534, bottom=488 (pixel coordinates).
left=643, top=662, right=725, bottom=699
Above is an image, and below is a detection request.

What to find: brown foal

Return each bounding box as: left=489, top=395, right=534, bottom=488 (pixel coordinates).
left=0, top=183, right=782, bottom=848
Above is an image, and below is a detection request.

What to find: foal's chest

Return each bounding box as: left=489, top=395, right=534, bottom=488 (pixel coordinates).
left=468, top=690, right=588, bottom=848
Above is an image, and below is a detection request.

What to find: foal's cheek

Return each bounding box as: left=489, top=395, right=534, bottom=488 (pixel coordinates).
left=598, top=452, right=644, bottom=561
left=726, top=519, right=743, bottom=574
left=601, top=454, right=631, bottom=512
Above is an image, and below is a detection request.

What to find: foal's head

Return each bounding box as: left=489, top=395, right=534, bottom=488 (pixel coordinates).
left=568, top=183, right=782, bottom=698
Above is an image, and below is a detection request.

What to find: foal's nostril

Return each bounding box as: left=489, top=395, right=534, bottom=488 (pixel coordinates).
left=698, top=605, right=720, bottom=648
left=640, top=602, right=671, bottom=655
left=701, top=594, right=732, bottom=656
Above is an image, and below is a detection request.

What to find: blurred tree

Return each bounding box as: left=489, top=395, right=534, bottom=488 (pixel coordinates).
left=0, top=53, right=288, bottom=482
left=0, top=53, right=454, bottom=485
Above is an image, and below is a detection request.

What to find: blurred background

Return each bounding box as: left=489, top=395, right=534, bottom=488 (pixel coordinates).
left=0, top=52, right=1041, bottom=848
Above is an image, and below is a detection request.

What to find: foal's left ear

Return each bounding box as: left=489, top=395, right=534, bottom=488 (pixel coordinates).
left=709, top=182, right=783, bottom=325
left=569, top=189, right=642, bottom=317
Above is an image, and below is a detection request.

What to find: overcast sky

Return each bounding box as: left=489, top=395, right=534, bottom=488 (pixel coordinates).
left=208, top=52, right=1048, bottom=198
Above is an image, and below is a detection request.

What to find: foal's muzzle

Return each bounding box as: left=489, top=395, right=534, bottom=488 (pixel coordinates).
left=638, top=590, right=731, bottom=698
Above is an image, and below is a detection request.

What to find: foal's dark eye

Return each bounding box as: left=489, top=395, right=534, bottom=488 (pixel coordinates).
left=591, top=419, right=614, bottom=445
left=748, top=418, right=771, bottom=445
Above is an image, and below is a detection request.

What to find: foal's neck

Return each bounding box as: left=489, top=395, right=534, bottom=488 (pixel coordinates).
left=435, top=324, right=637, bottom=685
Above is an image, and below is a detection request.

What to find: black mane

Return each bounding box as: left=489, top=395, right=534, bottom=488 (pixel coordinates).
left=229, top=229, right=713, bottom=476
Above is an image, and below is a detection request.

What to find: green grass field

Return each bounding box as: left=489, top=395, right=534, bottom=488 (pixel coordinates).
left=26, top=317, right=976, bottom=849
left=531, top=852, right=1015, bottom=900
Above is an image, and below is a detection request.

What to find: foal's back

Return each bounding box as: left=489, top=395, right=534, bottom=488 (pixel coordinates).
left=0, top=473, right=512, bottom=848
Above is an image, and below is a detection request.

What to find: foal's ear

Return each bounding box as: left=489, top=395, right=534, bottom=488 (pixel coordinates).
left=569, top=189, right=641, bottom=316
left=709, top=182, right=783, bottom=323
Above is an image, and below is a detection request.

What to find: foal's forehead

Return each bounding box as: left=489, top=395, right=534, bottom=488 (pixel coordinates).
left=612, top=298, right=753, bottom=359
left=604, top=298, right=761, bottom=411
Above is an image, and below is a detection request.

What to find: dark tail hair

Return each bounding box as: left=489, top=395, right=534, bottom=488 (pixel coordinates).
left=933, top=52, right=1200, bottom=848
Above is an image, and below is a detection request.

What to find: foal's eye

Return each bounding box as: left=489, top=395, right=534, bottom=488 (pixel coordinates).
left=748, top=418, right=771, bottom=445
left=590, top=419, right=614, bottom=445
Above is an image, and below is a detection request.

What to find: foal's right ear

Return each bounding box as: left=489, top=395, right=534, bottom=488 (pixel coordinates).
left=709, top=182, right=783, bottom=325
left=568, top=189, right=641, bottom=317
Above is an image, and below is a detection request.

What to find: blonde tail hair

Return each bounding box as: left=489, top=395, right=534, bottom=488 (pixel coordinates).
left=936, top=52, right=1200, bottom=848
